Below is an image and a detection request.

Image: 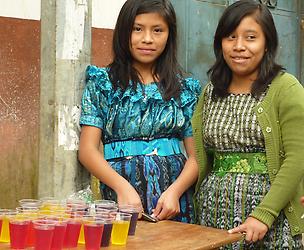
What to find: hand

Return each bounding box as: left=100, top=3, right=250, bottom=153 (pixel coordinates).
left=228, top=217, right=268, bottom=242
left=152, top=188, right=180, bottom=220
left=116, top=183, right=143, bottom=212
left=300, top=196, right=304, bottom=207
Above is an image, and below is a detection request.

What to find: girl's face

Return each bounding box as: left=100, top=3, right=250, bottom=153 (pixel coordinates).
left=221, top=15, right=266, bottom=82
left=130, top=12, right=169, bottom=70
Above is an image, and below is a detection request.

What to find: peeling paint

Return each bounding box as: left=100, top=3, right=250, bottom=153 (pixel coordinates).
left=58, top=105, right=81, bottom=150
left=56, top=0, right=88, bottom=60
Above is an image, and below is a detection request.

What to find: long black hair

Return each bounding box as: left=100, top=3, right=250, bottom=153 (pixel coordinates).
left=208, top=0, right=284, bottom=98
left=108, top=0, right=183, bottom=101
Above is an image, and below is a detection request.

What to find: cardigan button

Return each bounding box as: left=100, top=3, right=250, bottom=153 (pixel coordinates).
left=257, top=107, right=264, bottom=113
left=294, top=226, right=300, bottom=232
left=272, top=169, right=278, bottom=175
left=266, top=127, right=272, bottom=133
left=288, top=206, right=294, bottom=213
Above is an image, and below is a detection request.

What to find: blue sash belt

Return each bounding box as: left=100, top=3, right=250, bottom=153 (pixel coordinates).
left=103, top=138, right=182, bottom=160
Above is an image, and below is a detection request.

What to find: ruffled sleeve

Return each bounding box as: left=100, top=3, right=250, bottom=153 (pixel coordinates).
left=180, top=77, right=202, bottom=138
left=79, top=65, right=113, bottom=129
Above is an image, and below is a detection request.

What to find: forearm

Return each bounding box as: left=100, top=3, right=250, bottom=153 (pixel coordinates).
left=78, top=146, right=129, bottom=194
left=167, top=155, right=198, bottom=198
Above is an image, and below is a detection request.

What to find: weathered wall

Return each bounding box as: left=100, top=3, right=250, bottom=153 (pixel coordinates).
left=0, top=17, right=40, bottom=207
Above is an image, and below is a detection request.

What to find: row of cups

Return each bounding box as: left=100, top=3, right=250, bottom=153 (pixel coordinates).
left=0, top=198, right=142, bottom=250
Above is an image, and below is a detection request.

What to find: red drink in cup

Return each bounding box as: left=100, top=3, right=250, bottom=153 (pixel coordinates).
left=33, top=219, right=56, bottom=250
left=51, top=219, right=67, bottom=250
left=15, top=208, right=38, bottom=248
left=63, top=216, right=82, bottom=248
left=26, top=220, right=35, bottom=247
left=9, top=218, right=30, bottom=249
left=95, top=212, right=115, bottom=247
left=0, top=210, right=4, bottom=238
left=83, top=217, right=104, bottom=250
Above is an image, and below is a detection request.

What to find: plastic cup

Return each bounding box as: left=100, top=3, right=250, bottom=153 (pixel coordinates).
left=65, top=203, right=89, bottom=245
left=19, top=199, right=42, bottom=209
left=83, top=216, right=104, bottom=250
left=33, top=219, right=56, bottom=250
left=49, top=217, right=68, bottom=250
left=95, top=213, right=115, bottom=247
left=63, top=214, right=83, bottom=248
left=94, top=200, right=117, bottom=211
left=16, top=209, right=38, bottom=248
left=0, top=212, right=3, bottom=237
left=111, top=212, right=132, bottom=245
left=0, top=209, right=17, bottom=243
left=40, top=199, right=65, bottom=212
left=66, top=198, right=87, bottom=209
left=8, top=214, right=30, bottom=249
left=118, top=205, right=141, bottom=235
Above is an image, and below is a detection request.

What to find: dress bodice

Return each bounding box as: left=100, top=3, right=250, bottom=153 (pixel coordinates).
left=80, top=65, right=201, bottom=144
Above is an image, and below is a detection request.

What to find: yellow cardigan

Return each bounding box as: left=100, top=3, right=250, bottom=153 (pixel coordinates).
left=191, top=72, right=304, bottom=236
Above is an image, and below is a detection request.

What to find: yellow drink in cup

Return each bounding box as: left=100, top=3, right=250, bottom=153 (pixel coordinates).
left=0, top=210, right=17, bottom=243
left=111, top=212, right=131, bottom=245
left=78, top=224, right=85, bottom=244
left=0, top=216, right=10, bottom=242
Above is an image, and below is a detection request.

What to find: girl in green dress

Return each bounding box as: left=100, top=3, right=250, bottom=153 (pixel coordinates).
left=192, top=0, right=304, bottom=249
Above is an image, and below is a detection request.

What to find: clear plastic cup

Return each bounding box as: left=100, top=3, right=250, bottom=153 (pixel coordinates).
left=0, top=210, right=3, bottom=238
left=40, top=198, right=65, bottom=212
left=118, top=204, right=141, bottom=235
left=94, top=200, right=117, bottom=211
left=65, top=203, right=89, bottom=245
left=83, top=216, right=104, bottom=250
left=19, top=199, right=42, bottom=209
left=95, top=213, right=115, bottom=247
left=0, top=209, right=17, bottom=243
left=8, top=213, right=30, bottom=249
left=111, top=212, right=132, bottom=245
left=16, top=208, right=38, bottom=248
left=32, top=219, right=56, bottom=250
left=49, top=217, right=68, bottom=250
left=63, top=214, right=83, bottom=248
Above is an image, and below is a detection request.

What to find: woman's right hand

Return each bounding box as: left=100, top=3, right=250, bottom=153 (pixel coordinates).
left=116, top=183, right=143, bottom=210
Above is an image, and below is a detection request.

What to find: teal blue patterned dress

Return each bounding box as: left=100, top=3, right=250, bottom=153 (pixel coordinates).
left=80, top=65, right=201, bottom=223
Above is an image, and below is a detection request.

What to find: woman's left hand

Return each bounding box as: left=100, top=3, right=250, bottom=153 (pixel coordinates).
left=152, top=188, right=180, bottom=220
left=228, top=217, right=268, bottom=242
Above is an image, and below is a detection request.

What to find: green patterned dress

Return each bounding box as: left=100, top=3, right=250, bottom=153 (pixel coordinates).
left=196, top=84, right=303, bottom=249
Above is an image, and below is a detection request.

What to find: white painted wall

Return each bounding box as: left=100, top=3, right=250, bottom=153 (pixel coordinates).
left=92, top=0, right=126, bottom=29
left=0, top=0, right=40, bottom=20
left=0, top=0, right=126, bottom=29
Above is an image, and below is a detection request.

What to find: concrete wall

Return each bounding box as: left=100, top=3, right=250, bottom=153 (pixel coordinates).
left=0, top=11, right=40, bottom=208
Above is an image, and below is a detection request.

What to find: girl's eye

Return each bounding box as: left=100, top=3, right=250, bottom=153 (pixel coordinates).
left=227, top=34, right=236, bottom=40
left=154, top=28, right=162, bottom=33
left=247, top=35, right=256, bottom=40
left=133, top=26, right=142, bottom=32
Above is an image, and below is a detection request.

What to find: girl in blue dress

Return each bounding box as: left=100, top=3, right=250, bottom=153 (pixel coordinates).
left=78, top=0, right=201, bottom=223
